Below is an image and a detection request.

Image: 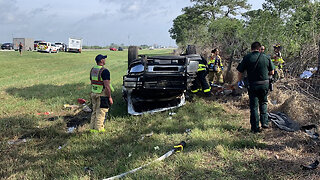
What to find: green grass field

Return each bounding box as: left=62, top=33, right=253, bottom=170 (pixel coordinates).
left=0, top=50, right=306, bottom=179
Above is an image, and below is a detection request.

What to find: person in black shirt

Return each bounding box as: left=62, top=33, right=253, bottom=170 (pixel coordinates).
left=18, top=42, right=23, bottom=56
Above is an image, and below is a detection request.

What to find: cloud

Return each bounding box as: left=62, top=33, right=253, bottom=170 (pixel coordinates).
left=0, top=0, right=20, bottom=24
left=0, top=0, right=191, bottom=46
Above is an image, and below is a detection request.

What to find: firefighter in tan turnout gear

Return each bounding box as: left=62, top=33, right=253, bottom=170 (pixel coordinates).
left=90, top=54, right=113, bottom=132
left=208, top=49, right=224, bottom=86
left=271, top=44, right=285, bottom=79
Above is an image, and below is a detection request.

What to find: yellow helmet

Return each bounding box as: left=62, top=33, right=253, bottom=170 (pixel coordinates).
left=273, top=43, right=282, bottom=49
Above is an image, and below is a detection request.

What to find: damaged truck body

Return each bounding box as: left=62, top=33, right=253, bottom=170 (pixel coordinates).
left=123, top=46, right=201, bottom=115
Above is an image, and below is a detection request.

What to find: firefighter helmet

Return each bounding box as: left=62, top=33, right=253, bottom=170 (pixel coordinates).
left=273, top=43, right=282, bottom=49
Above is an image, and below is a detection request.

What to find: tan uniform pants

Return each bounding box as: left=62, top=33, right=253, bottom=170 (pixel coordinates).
left=90, top=92, right=109, bottom=131
left=277, top=68, right=284, bottom=79
left=208, top=70, right=223, bottom=84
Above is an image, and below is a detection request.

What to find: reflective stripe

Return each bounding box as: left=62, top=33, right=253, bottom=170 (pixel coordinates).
left=191, top=89, right=199, bottom=93
left=203, top=87, right=211, bottom=93
left=198, top=64, right=206, bottom=71
left=91, top=80, right=104, bottom=85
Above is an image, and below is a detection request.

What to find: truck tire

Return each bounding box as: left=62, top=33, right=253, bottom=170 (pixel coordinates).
left=128, top=46, right=138, bottom=68
left=186, top=45, right=196, bottom=55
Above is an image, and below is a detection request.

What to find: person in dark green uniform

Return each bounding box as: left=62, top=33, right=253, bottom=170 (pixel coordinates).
left=237, top=42, right=275, bottom=133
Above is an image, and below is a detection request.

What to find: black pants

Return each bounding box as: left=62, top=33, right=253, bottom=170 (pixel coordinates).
left=191, top=70, right=210, bottom=94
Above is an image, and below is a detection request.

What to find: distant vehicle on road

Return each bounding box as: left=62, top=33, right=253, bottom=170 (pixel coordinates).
left=37, top=42, right=59, bottom=53
left=110, top=47, right=117, bottom=51
left=67, top=38, right=82, bottom=53
left=1, top=43, right=14, bottom=50
left=54, top=42, right=66, bottom=51
left=34, top=40, right=44, bottom=50
left=118, top=47, right=123, bottom=51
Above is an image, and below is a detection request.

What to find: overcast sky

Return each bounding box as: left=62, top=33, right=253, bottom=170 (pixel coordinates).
left=0, top=0, right=264, bottom=46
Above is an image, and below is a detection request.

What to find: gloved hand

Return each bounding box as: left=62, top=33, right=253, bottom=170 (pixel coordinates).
left=237, top=81, right=245, bottom=88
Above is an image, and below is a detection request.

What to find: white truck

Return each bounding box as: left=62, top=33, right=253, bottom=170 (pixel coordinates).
left=54, top=42, right=66, bottom=51
left=67, top=38, right=82, bottom=53
left=37, top=42, right=59, bottom=53
left=13, top=38, right=34, bottom=51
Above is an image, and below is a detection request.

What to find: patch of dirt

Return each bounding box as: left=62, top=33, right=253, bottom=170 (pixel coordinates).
left=63, top=111, right=91, bottom=128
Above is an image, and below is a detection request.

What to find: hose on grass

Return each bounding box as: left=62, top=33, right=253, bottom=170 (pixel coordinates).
left=103, top=141, right=186, bottom=180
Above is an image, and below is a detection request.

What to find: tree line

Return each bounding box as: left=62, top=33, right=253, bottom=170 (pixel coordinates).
left=169, top=0, right=320, bottom=75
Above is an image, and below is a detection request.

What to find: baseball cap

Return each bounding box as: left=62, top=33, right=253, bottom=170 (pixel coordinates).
left=95, top=54, right=107, bottom=63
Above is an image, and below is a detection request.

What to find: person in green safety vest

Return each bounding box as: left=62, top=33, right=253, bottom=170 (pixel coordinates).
left=89, top=54, right=113, bottom=132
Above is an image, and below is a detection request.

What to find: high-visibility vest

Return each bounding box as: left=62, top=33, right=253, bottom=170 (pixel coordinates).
left=271, top=55, right=284, bottom=69
left=90, top=65, right=105, bottom=93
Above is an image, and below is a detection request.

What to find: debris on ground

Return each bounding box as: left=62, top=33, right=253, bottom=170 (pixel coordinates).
left=300, top=67, right=318, bottom=79
left=301, top=125, right=319, bottom=140
left=77, top=98, right=87, bottom=104
left=63, top=104, right=80, bottom=110
left=300, top=70, right=314, bottom=79
left=268, top=112, right=301, bottom=132
left=140, top=132, right=154, bottom=141
left=64, top=111, right=91, bottom=128
left=8, top=138, right=27, bottom=145
left=77, top=98, right=92, bottom=113
left=169, top=112, right=176, bottom=116
left=67, top=127, right=76, bottom=133
left=47, top=117, right=57, bottom=121
left=154, top=146, right=160, bottom=150
left=301, top=160, right=319, bottom=170
left=58, top=143, right=67, bottom=150
left=128, top=152, right=132, bottom=158
left=36, top=112, right=52, bottom=116
left=82, top=105, right=92, bottom=113
left=84, top=167, right=94, bottom=175
left=210, top=83, right=242, bottom=97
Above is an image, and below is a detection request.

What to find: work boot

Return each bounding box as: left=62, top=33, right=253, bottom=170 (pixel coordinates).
left=251, top=128, right=262, bottom=133
left=89, top=128, right=106, bottom=133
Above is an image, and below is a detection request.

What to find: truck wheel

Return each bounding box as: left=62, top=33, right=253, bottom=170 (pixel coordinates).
left=128, top=46, right=138, bottom=68
left=186, top=45, right=196, bottom=55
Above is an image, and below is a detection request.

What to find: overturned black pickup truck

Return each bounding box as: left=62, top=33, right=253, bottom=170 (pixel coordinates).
left=123, top=46, right=203, bottom=115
